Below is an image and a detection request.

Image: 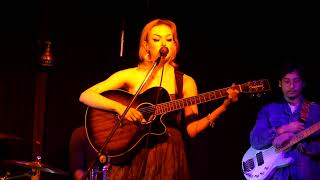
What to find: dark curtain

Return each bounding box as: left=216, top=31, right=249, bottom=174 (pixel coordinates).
left=1, top=1, right=319, bottom=180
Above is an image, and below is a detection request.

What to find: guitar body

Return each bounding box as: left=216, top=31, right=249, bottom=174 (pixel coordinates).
left=242, top=146, right=293, bottom=180
left=85, top=87, right=174, bottom=164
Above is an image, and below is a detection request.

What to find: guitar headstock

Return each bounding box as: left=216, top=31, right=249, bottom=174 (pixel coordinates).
left=240, top=79, right=271, bottom=95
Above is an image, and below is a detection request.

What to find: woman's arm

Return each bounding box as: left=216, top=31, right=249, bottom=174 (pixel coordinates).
left=79, top=71, right=127, bottom=114
left=79, top=69, right=144, bottom=122
left=183, top=75, right=239, bottom=138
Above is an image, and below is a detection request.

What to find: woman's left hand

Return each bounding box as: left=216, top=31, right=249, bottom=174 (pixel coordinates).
left=223, top=83, right=240, bottom=108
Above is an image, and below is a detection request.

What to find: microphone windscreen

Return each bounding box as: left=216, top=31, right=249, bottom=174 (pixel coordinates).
left=159, top=47, right=169, bottom=57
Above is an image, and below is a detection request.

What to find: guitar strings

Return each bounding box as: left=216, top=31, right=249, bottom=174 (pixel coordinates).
left=136, top=92, right=226, bottom=115
left=137, top=81, right=269, bottom=115
left=136, top=85, right=246, bottom=115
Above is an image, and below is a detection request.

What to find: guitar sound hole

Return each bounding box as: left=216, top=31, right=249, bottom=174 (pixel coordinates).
left=141, top=115, right=156, bottom=125
left=137, top=102, right=156, bottom=125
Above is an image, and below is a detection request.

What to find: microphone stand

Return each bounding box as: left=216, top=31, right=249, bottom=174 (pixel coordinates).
left=81, top=57, right=162, bottom=180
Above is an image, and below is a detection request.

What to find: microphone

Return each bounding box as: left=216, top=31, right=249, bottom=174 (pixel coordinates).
left=160, top=46, right=169, bottom=57
left=156, top=47, right=169, bottom=65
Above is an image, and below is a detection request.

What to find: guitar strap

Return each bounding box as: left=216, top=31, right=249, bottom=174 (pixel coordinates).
left=299, top=99, right=320, bottom=143
left=175, top=70, right=184, bottom=124
left=175, top=70, right=184, bottom=99
left=300, top=99, right=311, bottom=122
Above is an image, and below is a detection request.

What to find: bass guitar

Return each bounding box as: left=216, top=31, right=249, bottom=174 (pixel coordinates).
left=85, top=79, right=271, bottom=164
left=242, top=118, right=320, bottom=180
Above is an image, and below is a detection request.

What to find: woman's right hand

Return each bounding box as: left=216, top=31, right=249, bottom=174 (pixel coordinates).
left=118, top=105, right=146, bottom=123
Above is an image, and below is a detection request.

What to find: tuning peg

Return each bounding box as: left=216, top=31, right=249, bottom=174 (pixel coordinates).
left=250, top=93, right=263, bottom=98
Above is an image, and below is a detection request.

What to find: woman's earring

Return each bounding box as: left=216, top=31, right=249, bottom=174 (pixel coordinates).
left=144, top=51, right=150, bottom=60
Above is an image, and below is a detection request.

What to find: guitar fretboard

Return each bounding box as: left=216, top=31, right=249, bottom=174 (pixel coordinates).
left=137, top=79, right=270, bottom=116
left=277, top=121, right=320, bottom=152
left=154, top=86, right=241, bottom=115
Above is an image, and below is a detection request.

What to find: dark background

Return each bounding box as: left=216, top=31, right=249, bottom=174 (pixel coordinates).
left=0, top=1, right=319, bottom=179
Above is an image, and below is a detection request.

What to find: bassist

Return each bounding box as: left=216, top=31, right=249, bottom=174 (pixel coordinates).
left=249, top=62, right=320, bottom=180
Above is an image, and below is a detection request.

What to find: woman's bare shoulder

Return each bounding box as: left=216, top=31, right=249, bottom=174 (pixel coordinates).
left=182, top=73, right=196, bottom=84
left=112, top=67, right=138, bottom=77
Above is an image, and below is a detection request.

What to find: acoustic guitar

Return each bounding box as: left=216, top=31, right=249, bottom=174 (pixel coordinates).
left=85, top=79, right=271, bottom=164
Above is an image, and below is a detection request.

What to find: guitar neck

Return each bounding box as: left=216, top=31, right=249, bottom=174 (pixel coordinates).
left=277, top=121, right=320, bottom=152
left=154, top=85, right=242, bottom=115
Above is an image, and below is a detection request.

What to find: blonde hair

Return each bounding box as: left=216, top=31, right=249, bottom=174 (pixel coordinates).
left=138, top=19, right=180, bottom=67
